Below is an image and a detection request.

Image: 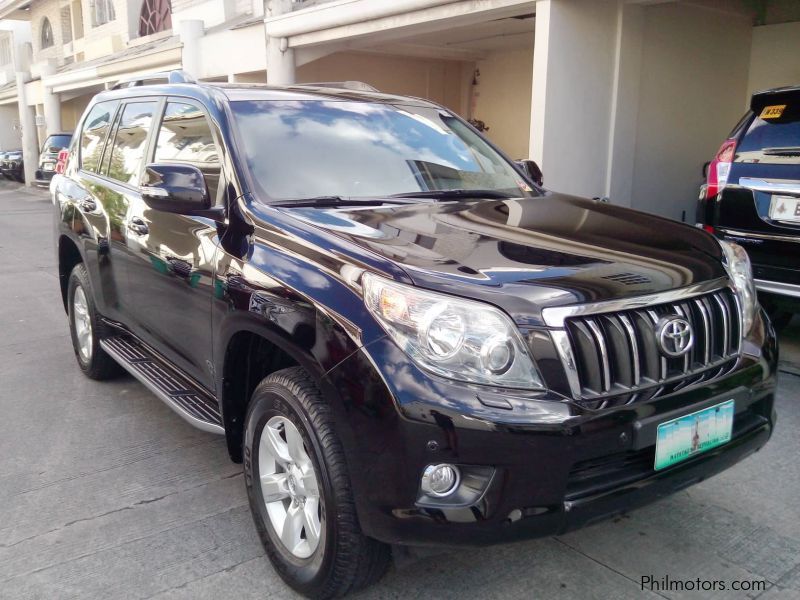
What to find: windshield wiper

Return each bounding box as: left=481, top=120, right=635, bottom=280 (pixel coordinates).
left=272, top=196, right=422, bottom=208
left=390, top=189, right=518, bottom=200
left=763, top=147, right=800, bottom=157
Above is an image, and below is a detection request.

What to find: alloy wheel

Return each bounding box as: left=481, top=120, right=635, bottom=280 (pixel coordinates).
left=258, top=415, right=323, bottom=559
left=72, top=285, right=93, bottom=362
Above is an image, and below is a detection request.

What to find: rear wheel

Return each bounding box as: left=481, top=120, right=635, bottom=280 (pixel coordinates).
left=244, top=367, right=391, bottom=599
left=67, top=263, right=123, bottom=380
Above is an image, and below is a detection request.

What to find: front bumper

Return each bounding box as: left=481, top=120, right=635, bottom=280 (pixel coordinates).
left=322, top=310, right=777, bottom=547
left=34, top=168, right=56, bottom=187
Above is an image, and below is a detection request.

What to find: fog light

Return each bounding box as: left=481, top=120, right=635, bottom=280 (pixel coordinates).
left=420, top=464, right=460, bottom=497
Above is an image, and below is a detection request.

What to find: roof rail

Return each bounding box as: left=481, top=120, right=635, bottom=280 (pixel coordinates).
left=290, top=81, right=379, bottom=93
left=111, top=70, right=196, bottom=90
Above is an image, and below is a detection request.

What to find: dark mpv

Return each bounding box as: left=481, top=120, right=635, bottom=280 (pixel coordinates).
left=54, top=71, right=777, bottom=599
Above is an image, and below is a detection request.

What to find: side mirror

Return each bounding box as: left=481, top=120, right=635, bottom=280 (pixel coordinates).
left=515, top=159, right=543, bottom=187
left=140, top=163, right=217, bottom=217
left=702, top=161, right=711, bottom=179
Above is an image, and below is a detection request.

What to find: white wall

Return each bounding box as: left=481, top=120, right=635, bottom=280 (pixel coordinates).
left=530, top=0, right=619, bottom=199
left=297, top=51, right=472, bottom=114
left=747, top=22, right=800, bottom=97
left=629, top=3, right=752, bottom=222
left=0, top=105, right=19, bottom=150
left=473, top=47, right=533, bottom=159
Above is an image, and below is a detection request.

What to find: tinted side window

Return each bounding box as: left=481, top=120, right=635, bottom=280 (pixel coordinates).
left=80, top=101, right=118, bottom=173
left=154, top=102, right=221, bottom=199
left=106, top=101, right=158, bottom=186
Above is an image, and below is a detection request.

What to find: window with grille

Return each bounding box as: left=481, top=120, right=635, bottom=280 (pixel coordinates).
left=61, top=6, right=73, bottom=44
left=139, top=0, right=172, bottom=37
left=41, top=17, right=54, bottom=49
left=92, top=0, right=116, bottom=27
left=0, top=37, right=11, bottom=66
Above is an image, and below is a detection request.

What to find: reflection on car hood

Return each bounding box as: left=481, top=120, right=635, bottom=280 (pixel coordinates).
left=280, top=192, right=727, bottom=326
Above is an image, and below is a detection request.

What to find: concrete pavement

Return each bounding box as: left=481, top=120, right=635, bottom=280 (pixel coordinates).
left=1, top=181, right=798, bottom=599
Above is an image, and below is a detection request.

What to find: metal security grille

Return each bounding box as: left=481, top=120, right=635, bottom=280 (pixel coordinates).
left=563, top=287, right=741, bottom=408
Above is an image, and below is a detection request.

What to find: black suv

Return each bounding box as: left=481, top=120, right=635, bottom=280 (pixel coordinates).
left=698, top=85, right=800, bottom=329
left=54, top=71, right=777, bottom=599
left=35, top=132, right=72, bottom=186
left=1, top=149, right=24, bottom=182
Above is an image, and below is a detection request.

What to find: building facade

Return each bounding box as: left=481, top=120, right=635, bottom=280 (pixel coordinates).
left=0, top=0, right=798, bottom=224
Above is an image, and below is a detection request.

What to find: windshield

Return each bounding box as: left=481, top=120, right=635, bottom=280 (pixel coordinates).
left=230, top=100, right=535, bottom=201
left=44, top=134, right=72, bottom=150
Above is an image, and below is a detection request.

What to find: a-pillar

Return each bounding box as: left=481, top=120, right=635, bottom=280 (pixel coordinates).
left=14, top=42, right=38, bottom=186
left=265, top=0, right=296, bottom=85
left=40, top=61, right=63, bottom=137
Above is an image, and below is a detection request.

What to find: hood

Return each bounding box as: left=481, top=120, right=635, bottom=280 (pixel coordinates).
left=278, top=193, right=728, bottom=327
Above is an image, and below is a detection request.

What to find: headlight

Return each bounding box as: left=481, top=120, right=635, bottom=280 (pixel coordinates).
left=362, top=273, right=543, bottom=389
left=719, top=240, right=757, bottom=334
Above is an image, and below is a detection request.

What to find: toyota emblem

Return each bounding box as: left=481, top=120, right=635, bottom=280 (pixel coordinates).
left=656, top=316, right=694, bottom=357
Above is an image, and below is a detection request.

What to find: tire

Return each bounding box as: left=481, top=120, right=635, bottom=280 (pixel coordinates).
left=244, top=367, right=391, bottom=599
left=67, top=263, right=123, bottom=380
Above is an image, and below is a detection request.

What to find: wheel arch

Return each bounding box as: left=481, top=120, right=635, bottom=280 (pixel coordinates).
left=58, top=234, right=84, bottom=312
left=217, top=314, right=334, bottom=463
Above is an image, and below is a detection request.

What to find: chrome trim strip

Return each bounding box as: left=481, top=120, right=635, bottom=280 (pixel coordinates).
left=718, top=228, right=800, bottom=244
left=550, top=330, right=582, bottom=399
left=100, top=339, right=225, bottom=435
left=581, top=356, right=737, bottom=402
left=541, top=277, right=729, bottom=327
left=755, top=278, right=800, bottom=298
left=585, top=319, right=611, bottom=393
left=738, top=177, right=800, bottom=196
left=618, top=314, right=640, bottom=386
left=694, top=297, right=712, bottom=364
left=646, top=309, right=667, bottom=379
left=712, top=294, right=730, bottom=356
left=673, top=304, right=691, bottom=373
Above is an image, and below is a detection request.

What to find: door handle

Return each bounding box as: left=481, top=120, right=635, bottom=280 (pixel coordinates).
left=127, top=217, right=149, bottom=236
left=77, top=196, right=96, bottom=212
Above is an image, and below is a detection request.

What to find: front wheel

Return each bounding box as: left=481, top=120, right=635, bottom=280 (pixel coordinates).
left=244, top=367, right=390, bottom=599
left=67, top=263, right=123, bottom=380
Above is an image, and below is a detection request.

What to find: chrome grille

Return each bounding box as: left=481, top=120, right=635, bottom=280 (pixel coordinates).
left=561, top=287, right=741, bottom=408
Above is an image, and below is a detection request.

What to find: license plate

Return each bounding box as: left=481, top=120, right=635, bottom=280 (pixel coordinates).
left=769, top=195, right=800, bottom=222
left=43, top=162, right=55, bottom=171
left=654, top=400, right=734, bottom=470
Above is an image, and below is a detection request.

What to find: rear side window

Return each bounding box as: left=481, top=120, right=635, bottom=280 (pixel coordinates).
left=154, top=102, right=221, bottom=199
left=106, top=101, right=158, bottom=186
left=80, top=101, right=118, bottom=173
left=736, top=101, right=800, bottom=164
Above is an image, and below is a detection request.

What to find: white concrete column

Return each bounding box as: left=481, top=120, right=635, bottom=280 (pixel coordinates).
left=529, top=0, right=623, bottom=200
left=14, top=42, right=38, bottom=186
left=40, top=61, right=63, bottom=137
left=265, top=0, right=296, bottom=85
left=179, top=19, right=205, bottom=78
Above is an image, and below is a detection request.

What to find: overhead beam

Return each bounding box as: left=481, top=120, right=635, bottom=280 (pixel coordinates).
left=277, top=0, right=535, bottom=48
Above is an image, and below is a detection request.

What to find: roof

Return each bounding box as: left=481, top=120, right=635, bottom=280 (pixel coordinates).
left=217, top=83, right=439, bottom=107
left=93, top=79, right=440, bottom=109
left=55, top=36, right=181, bottom=76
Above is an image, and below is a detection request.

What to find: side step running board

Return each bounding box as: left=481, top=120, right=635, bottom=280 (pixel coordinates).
left=100, top=335, right=224, bottom=435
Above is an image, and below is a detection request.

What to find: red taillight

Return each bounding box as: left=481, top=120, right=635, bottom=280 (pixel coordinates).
left=704, top=138, right=737, bottom=200
left=702, top=224, right=715, bottom=234
left=55, top=149, right=69, bottom=174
